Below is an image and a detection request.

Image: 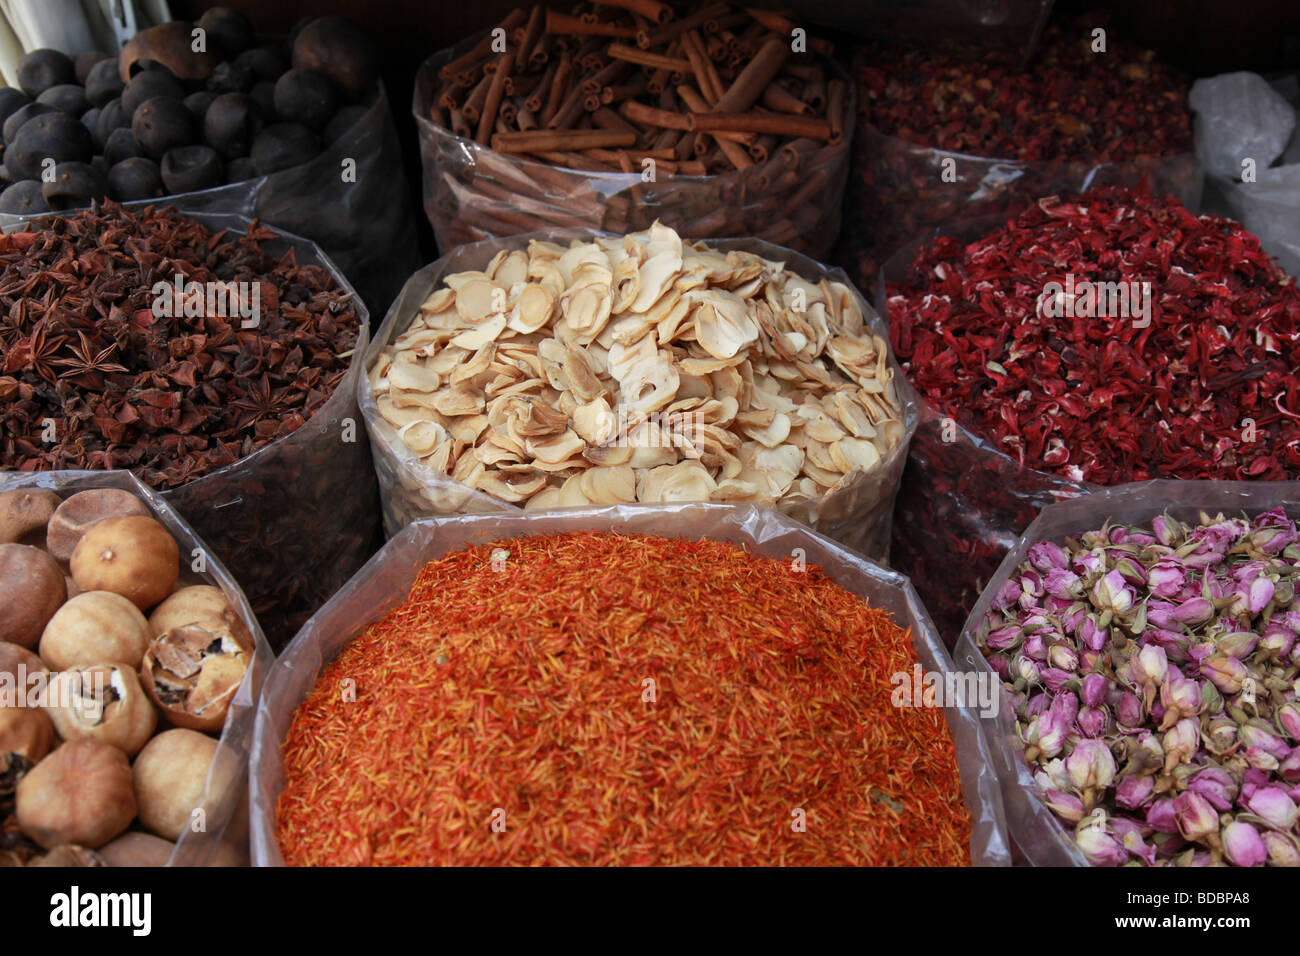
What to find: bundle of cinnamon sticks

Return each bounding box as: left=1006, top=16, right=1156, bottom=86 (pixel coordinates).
left=416, top=1, right=852, bottom=256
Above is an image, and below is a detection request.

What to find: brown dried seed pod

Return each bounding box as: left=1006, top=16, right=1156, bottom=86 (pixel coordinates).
left=0, top=489, right=60, bottom=544
left=17, top=739, right=137, bottom=849
left=0, top=705, right=54, bottom=762
left=39, top=591, right=152, bottom=670
left=0, top=544, right=66, bottom=649
left=47, top=489, right=150, bottom=563
left=140, top=623, right=250, bottom=732
left=43, top=664, right=158, bottom=756
left=133, top=728, right=218, bottom=840
left=70, top=516, right=179, bottom=611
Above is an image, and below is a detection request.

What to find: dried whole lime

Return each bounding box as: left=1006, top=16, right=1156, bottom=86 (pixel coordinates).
left=70, top=516, right=179, bottom=611
left=46, top=489, right=150, bottom=562
left=140, top=624, right=249, bottom=733
left=44, top=664, right=158, bottom=756
left=98, top=831, right=174, bottom=867
left=148, top=585, right=251, bottom=644
left=0, top=489, right=60, bottom=544
left=16, top=739, right=137, bottom=848
left=133, top=728, right=217, bottom=841
left=0, top=705, right=54, bottom=762
left=0, top=544, right=66, bottom=648
left=39, top=591, right=152, bottom=670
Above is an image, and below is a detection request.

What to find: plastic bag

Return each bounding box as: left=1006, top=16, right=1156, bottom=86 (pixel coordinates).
left=836, top=120, right=1203, bottom=288
left=1, top=209, right=380, bottom=651
left=413, top=46, right=852, bottom=260
left=1193, top=73, right=1300, bottom=277
left=0, top=84, right=420, bottom=317
left=248, top=502, right=1012, bottom=867
left=0, top=468, right=272, bottom=867
left=950, top=479, right=1300, bottom=866
left=359, top=232, right=917, bottom=564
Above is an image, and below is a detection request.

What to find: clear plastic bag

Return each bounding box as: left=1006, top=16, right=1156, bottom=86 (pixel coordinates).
left=0, top=85, right=420, bottom=316
left=836, top=120, right=1203, bottom=288
left=951, top=479, right=1300, bottom=866
left=0, top=468, right=273, bottom=867
left=1, top=209, right=380, bottom=650
left=359, top=232, right=917, bottom=563
left=413, top=46, right=852, bottom=260
left=249, top=502, right=1012, bottom=867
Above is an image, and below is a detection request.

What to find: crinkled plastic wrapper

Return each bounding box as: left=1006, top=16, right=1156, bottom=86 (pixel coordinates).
left=836, top=119, right=1202, bottom=287
left=360, top=232, right=917, bottom=563
left=2, top=210, right=380, bottom=651
left=0, top=84, right=419, bottom=316
left=0, top=469, right=272, bottom=867
left=249, top=503, right=1012, bottom=866
left=951, top=480, right=1300, bottom=866
left=413, top=45, right=852, bottom=260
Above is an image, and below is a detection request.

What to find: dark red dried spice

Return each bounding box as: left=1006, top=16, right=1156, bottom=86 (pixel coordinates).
left=0, top=202, right=361, bottom=490
left=888, top=186, right=1300, bottom=485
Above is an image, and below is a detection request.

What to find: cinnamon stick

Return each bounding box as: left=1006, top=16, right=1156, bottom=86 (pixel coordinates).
left=493, top=129, right=638, bottom=153
left=594, top=0, right=673, bottom=24
left=607, top=43, right=691, bottom=73
left=690, top=111, right=832, bottom=140
left=547, top=10, right=636, bottom=38
left=714, top=37, right=789, bottom=113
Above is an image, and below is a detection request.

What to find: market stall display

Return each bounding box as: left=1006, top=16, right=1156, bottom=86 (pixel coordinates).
left=885, top=185, right=1300, bottom=640
left=250, top=504, right=1010, bottom=866
left=414, top=2, right=851, bottom=258
left=361, top=225, right=914, bottom=561
left=0, top=202, right=377, bottom=649
left=837, top=15, right=1199, bottom=286
left=954, top=481, right=1300, bottom=867
left=0, top=470, right=270, bottom=868
left=0, top=9, right=417, bottom=313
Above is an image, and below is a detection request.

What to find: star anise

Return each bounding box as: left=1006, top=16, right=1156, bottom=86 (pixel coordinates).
left=4, top=320, right=68, bottom=384
left=50, top=331, right=128, bottom=389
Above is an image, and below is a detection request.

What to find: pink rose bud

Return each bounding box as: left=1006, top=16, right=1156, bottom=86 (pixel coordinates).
left=1159, top=675, right=1203, bottom=723
left=1076, top=615, right=1108, bottom=651
left=1034, top=710, right=1069, bottom=759
left=1075, top=823, right=1129, bottom=866
left=1240, top=722, right=1291, bottom=760
left=1023, top=633, right=1047, bottom=661
left=1081, top=673, right=1108, bottom=709
left=1042, top=667, right=1073, bottom=694
left=1173, top=791, right=1219, bottom=843
left=1201, top=655, right=1248, bottom=694
left=1243, top=787, right=1298, bottom=830
left=1162, top=718, right=1200, bottom=771
left=1217, top=631, right=1260, bottom=659
left=1188, top=768, right=1237, bottom=812
left=1014, top=654, right=1040, bottom=684
left=1278, top=702, right=1300, bottom=742
left=1134, top=644, right=1168, bottom=686
left=1048, top=643, right=1078, bottom=671
left=1147, top=797, right=1179, bottom=834
left=1171, top=597, right=1215, bottom=626
left=1044, top=567, right=1083, bottom=600
left=1110, top=816, right=1158, bottom=866
left=1248, top=577, right=1275, bottom=614
left=985, top=624, right=1021, bottom=651
left=1044, top=789, right=1085, bottom=824
left=1245, top=746, right=1280, bottom=772
left=1078, top=705, right=1107, bottom=738
left=1116, top=774, right=1155, bottom=810
left=994, top=578, right=1020, bottom=609
left=1066, top=739, right=1117, bottom=791
left=1152, top=515, right=1180, bottom=546
left=1262, top=831, right=1300, bottom=866
left=1091, top=569, right=1134, bottom=613
left=1261, top=623, right=1297, bottom=659
left=1222, top=821, right=1267, bottom=867
left=1118, top=691, right=1144, bottom=728
left=1028, top=541, right=1068, bottom=572
left=1146, top=561, right=1186, bottom=599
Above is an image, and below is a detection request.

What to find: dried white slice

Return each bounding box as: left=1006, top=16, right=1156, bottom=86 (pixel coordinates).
left=397, top=420, right=447, bottom=455
left=573, top=398, right=617, bottom=445
left=580, top=465, right=636, bottom=504
left=629, top=251, right=682, bottom=313
left=527, top=429, right=585, bottom=464
left=525, top=486, right=565, bottom=511
left=453, top=278, right=503, bottom=322
left=638, top=460, right=716, bottom=503
left=450, top=313, right=507, bottom=351
left=477, top=471, right=548, bottom=503
left=507, top=284, right=554, bottom=334
left=830, top=437, right=881, bottom=473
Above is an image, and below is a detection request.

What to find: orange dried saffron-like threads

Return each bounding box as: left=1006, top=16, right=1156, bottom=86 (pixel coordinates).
left=276, top=533, right=972, bottom=866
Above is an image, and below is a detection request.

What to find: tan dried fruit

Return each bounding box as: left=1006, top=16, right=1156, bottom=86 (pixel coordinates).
left=0, top=489, right=60, bottom=544
left=17, top=740, right=136, bottom=849
left=44, top=664, right=158, bottom=756
left=40, top=591, right=152, bottom=671
left=140, top=624, right=250, bottom=733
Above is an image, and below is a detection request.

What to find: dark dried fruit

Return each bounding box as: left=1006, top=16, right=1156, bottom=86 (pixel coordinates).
left=249, top=80, right=276, bottom=118
left=273, top=69, right=336, bottom=129
left=291, top=17, right=377, bottom=102
left=84, top=58, right=126, bottom=107
left=161, top=144, right=224, bottom=194
left=104, top=127, right=141, bottom=165
left=0, top=88, right=30, bottom=127
left=226, top=156, right=256, bottom=182
left=234, top=45, right=286, bottom=82
left=75, top=51, right=112, bottom=86
left=324, top=104, right=367, bottom=144
left=43, top=161, right=107, bottom=210
left=184, top=90, right=217, bottom=121
left=0, top=179, right=48, bottom=214
left=3, top=102, right=53, bottom=147
left=95, top=98, right=129, bottom=143
left=198, top=7, right=255, bottom=58
left=206, top=60, right=253, bottom=95
left=120, top=22, right=219, bottom=83
left=251, top=122, right=320, bottom=175
left=36, top=84, right=89, bottom=117
left=17, top=49, right=76, bottom=98
left=8, top=112, right=94, bottom=181
left=107, top=157, right=164, bottom=201
left=122, top=70, right=183, bottom=115
left=203, top=92, right=262, bottom=159
left=132, top=96, right=196, bottom=158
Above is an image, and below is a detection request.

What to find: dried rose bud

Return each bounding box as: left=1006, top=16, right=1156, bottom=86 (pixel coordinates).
left=1242, top=785, right=1298, bottom=830
left=1044, top=788, right=1085, bottom=823
left=1173, top=791, right=1219, bottom=845
left=1066, top=739, right=1117, bottom=792
left=1278, top=702, right=1300, bottom=742
left=1201, top=655, right=1248, bottom=694
left=1115, top=774, right=1155, bottom=810
left=1222, top=821, right=1267, bottom=867
left=1075, top=815, right=1129, bottom=866
left=1262, top=830, right=1300, bottom=866
left=1188, top=767, right=1238, bottom=812
left=1147, top=797, right=1179, bottom=834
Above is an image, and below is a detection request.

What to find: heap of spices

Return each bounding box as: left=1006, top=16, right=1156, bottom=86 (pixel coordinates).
left=416, top=2, right=850, bottom=255
left=838, top=13, right=1194, bottom=282
left=368, top=224, right=905, bottom=519
left=0, top=202, right=360, bottom=488
left=276, top=532, right=971, bottom=866
left=887, top=186, right=1300, bottom=642
left=974, top=508, right=1300, bottom=867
